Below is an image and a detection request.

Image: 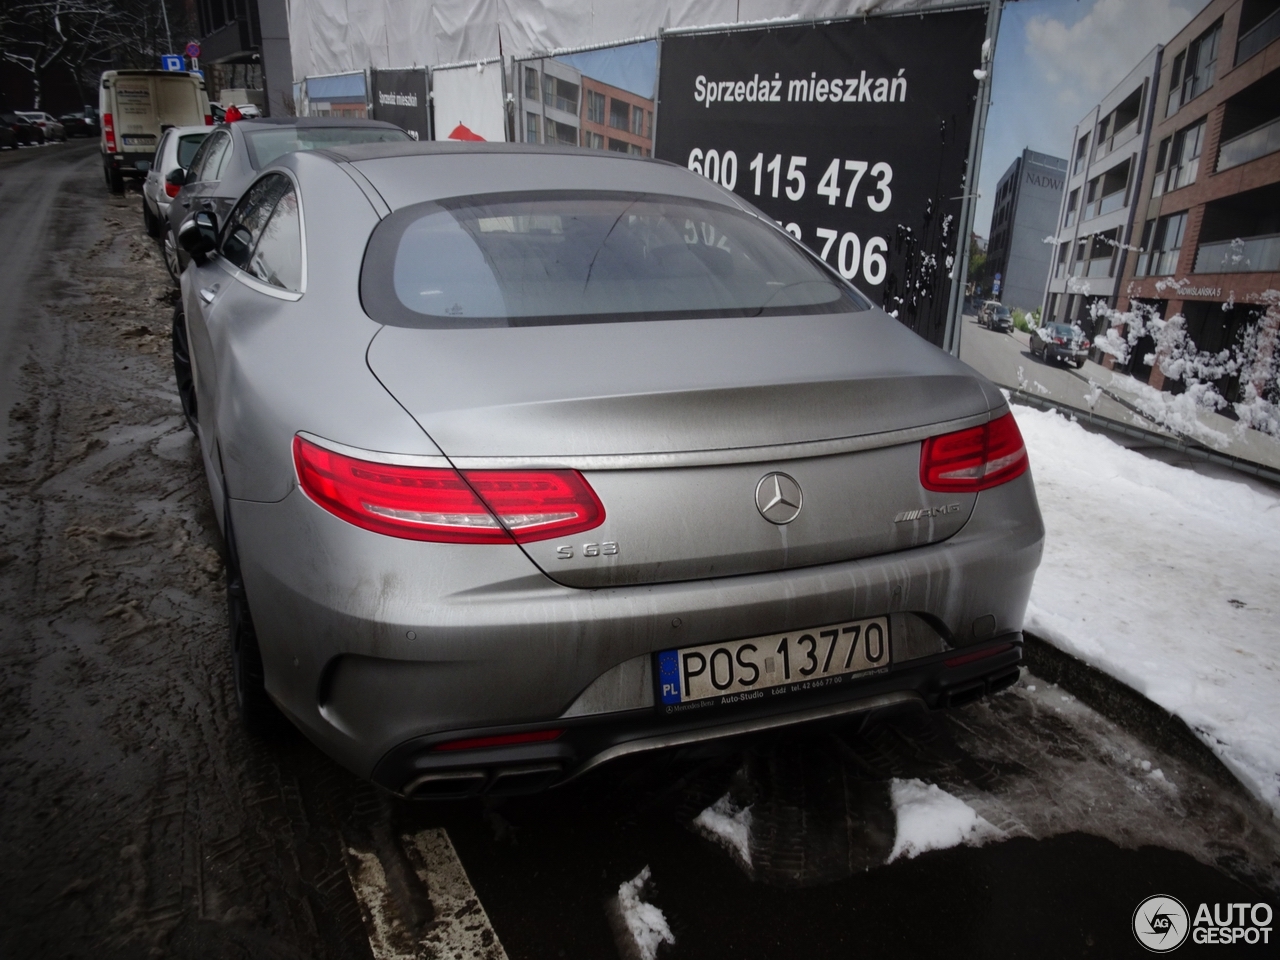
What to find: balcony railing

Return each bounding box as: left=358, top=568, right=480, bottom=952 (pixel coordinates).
left=1085, top=189, right=1126, bottom=220
left=1136, top=248, right=1183, bottom=277
left=1217, top=116, right=1280, bottom=172
left=1194, top=234, right=1280, bottom=274
left=1094, top=118, right=1139, bottom=162
left=1085, top=256, right=1114, bottom=279
left=1236, top=8, right=1280, bottom=66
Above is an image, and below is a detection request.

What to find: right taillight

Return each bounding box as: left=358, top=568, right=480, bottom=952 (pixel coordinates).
left=292, top=436, right=605, bottom=543
left=164, top=180, right=181, bottom=198
left=103, top=112, right=115, bottom=151
left=920, top=412, right=1028, bottom=492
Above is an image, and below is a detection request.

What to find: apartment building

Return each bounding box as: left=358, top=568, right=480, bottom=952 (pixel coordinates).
left=579, top=76, right=653, bottom=156
left=517, top=58, right=583, bottom=147
left=1043, top=47, right=1163, bottom=333
left=515, top=60, right=655, bottom=156
left=985, top=149, right=1067, bottom=312
left=1117, top=0, right=1280, bottom=390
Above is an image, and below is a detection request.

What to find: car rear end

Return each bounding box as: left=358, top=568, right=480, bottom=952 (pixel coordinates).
left=1044, top=324, right=1090, bottom=364
left=232, top=147, right=1045, bottom=798
left=101, top=70, right=211, bottom=186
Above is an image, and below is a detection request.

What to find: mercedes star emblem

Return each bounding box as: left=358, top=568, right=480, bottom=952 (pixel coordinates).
left=755, top=472, right=803, bottom=524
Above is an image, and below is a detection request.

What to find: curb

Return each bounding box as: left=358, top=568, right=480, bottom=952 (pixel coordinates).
left=1021, top=632, right=1252, bottom=801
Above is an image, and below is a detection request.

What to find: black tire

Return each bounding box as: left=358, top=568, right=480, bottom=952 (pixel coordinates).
left=171, top=303, right=199, bottom=433
left=107, top=164, right=124, bottom=194
left=161, top=223, right=181, bottom=284
left=143, top=198, right=160, bottom=238
left=225, top=518, right=278, bottom=736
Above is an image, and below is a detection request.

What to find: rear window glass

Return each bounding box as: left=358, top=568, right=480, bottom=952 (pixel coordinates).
left=361, top=191, right=869, bottom=328
left=177, top=134, right=207, bottom=168
left=245, top=126, right=410, bottom=169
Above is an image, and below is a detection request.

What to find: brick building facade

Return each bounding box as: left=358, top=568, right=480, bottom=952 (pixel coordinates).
left=579, top=76, right=652, bottom=156
left=1117, top=0, right=1280, bottom=392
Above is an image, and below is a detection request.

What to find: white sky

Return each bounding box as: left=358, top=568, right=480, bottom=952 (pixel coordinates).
left=974, top=0, right=1207, bottom=240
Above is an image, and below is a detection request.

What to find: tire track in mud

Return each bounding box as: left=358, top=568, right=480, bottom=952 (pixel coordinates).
left=0, top=154, right=372, bottom=960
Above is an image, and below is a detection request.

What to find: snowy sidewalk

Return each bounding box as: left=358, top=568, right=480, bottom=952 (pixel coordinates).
left=1014, top=404, right=1280, bottom=817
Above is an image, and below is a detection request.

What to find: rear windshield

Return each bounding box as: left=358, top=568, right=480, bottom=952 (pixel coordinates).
left=177, top=134, right=207, bottom=168
left=1049, top=323, right=1075, bottom=336
left=245, top=126, right=410, bottom=169
left=361, top=191, right=869, bottom=328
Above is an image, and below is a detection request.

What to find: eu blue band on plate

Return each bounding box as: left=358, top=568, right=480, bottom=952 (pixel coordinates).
left=657, top=650, right=682, bottom=705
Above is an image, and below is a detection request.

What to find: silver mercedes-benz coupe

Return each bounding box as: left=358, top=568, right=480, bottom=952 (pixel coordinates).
left=174, top=141, right=1044, bottom=799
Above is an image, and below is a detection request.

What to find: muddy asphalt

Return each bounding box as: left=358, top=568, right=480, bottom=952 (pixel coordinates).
left=1, top=141, right=1277, bottom=959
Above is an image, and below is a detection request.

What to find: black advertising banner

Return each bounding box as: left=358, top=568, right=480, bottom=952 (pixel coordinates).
left=372, top=68, right=430, bottom=140
left=656, top=10, right=986, bottom=346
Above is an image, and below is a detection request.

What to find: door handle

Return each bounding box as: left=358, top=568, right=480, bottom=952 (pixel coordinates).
left=199, top=284, right=219, bottom=304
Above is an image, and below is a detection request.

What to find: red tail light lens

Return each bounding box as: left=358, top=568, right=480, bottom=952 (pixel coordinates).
left=293, top=436, right=605, bottom=543
left=920, top=412, right=1028, bottom=492
left=433, top=729, right=564, bottom=752
left=103, top=112, right=116, bottom=152
left=204, top=114, right=213, bottom=126
left=164, top=180, right=181, bottom=198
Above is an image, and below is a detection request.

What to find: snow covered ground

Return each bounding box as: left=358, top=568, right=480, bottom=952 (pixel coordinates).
left=1014, top=403, right=1280, bottom=817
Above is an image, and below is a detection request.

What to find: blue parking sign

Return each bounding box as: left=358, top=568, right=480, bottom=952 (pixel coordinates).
left=161, top=54, right=184, bottom=72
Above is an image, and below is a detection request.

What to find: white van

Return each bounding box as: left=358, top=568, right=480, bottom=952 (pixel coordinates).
left=100, top=70, right=211, bottom=193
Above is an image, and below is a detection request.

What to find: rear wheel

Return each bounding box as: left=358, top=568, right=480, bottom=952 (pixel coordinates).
left=107, top=163, right=124, bottom=194
left=143, top=198, right=160, bottom=238
left=226, top=518, right=277, bottom=735
left=171, top=303, right=198, bottom=433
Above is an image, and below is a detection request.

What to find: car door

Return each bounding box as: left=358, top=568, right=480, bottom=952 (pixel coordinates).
left=184, top=173, right=302, bottom=505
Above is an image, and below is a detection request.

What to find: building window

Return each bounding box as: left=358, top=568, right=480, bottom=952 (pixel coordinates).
left=544, top=119, right=578, bottom=147
left=1164, top=118, right=1206, bottom=192
left=586, top=90, right=605, bottom=124
left=1054, top=242, right=1069, bottom=279
left=609, top=99, right=630, bottom=130
left=630, top=105, right=644, bottom=136
left=607, top=137, right=630, bottom=153
left=1074, top=133, right=1089, bottom=174
left=526, top=112, right=540, bottom=144
left=645, top=110, right=652, bottom=138
left=542, top=75, right=579, bottom=115
left=1167, top=19, right=1222, bottom=116
left=1151, top=137, right=1171, bottom=198
left=584, top=131, right=604, bottom=150
left=1047, top=293, right=1061, bottom=322
left=1137, top=211, right=1188, bottom=276
left=1064, top=188, right=1079, bottom=228
left=524, top=67, right=539, bottom=101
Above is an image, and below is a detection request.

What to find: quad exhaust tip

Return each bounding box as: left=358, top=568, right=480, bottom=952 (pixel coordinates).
left=403, top=763, right=563, bottom=800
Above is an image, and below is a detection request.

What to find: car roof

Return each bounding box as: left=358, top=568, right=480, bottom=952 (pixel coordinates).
left=296, top=141, right=735, bottom=213
left=232, top=117, right=405, bottom=130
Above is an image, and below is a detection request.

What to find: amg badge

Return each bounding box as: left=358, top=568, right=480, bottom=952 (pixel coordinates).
left=894, top=504, right=960, bottom=523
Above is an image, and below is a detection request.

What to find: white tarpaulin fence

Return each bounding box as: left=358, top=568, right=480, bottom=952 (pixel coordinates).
left=431, top=60, right=507, bottom=141
left=288, top=0, right=957, bottom=81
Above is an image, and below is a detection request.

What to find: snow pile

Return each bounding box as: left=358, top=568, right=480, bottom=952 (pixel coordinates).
left=613, top=867, right=675, bottom=960
left=1015, top=404, right=1280, bottom=816
left=887, top=778, right=1002, bottom=862
left=692, top=793, right=752, bottom=869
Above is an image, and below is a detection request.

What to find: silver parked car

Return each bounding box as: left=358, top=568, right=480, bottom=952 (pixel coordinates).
left=175, top=142, right=1045, bottom=799
left=16, top=110, right=65, bottom=141
left=165, top=117, right=410, bottom=282
left=141, top=125, right=210, bottom=245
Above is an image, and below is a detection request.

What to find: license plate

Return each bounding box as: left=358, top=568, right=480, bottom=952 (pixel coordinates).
left=657, top=616, right=890, bottom=713
left=122, top=135, right=155, bottom=145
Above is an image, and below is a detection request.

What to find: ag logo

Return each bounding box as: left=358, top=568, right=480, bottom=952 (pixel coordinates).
left=1133, top=895, right=1190, bottom=952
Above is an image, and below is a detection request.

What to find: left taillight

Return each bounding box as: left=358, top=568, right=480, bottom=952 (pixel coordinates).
left=164, top=180, right=181, bottom=198
left=920, top=411, right=1029, bottom=492
left=292, top=436, right=605, bottom=543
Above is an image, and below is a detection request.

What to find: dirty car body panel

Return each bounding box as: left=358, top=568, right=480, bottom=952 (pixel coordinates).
left=180, top=143, right=1045, bottom=798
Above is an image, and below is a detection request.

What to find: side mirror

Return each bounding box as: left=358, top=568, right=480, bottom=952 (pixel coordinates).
left=178, top=211, right=218, bottom=264
left=166, top=167, right=186, bottom=187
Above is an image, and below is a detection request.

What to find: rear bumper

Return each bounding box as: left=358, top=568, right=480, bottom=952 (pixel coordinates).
left=1045, top=345, right=1087, bottom=362
left=374, top=637, right=1023, bottom=798
left=231, top=468, right=1044, bottom=783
